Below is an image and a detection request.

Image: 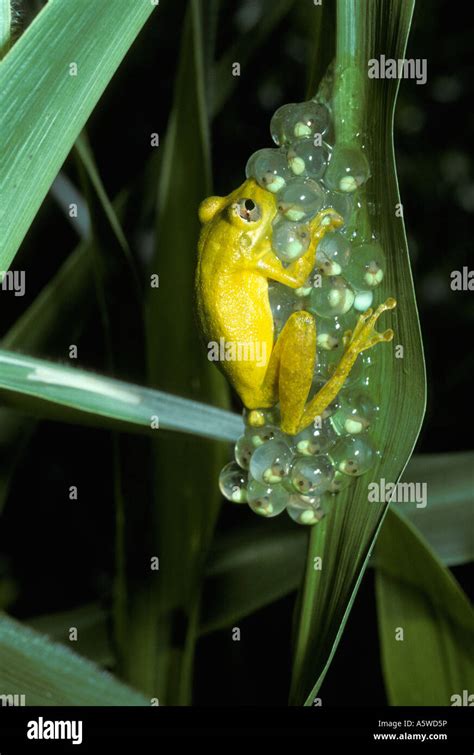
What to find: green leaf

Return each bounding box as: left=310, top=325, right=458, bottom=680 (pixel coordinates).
left=0, top=0, right=11, bottom=58
left=0, top=0, right=156, bottom=270
left=0, top=348, right=242, bottom=442
left=27, top=604, right=113, bottom=668
left=375, top=509, right=474, bottom=706
left=0, top=613, right=148, bottom=705
left=290, top=0, right=426, bottom=706
left=396, top=452, right=474, bottom=567
left=140, top=0, right=229, bottom=705
left=202, top=520, right=307, bottom=635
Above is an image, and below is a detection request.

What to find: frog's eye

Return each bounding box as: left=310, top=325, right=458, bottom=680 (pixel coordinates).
left=236, top=198, right=261, bottom=223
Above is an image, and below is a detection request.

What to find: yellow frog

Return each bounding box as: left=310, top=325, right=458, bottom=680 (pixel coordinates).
left=196, top=178, right=396, bottom=435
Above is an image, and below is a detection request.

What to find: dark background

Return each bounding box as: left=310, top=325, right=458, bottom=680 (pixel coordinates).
left=0, top=0, right=472, bottom=706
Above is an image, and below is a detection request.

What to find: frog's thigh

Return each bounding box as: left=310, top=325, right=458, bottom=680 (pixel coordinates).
left=264, top=311, right=316, bottom=435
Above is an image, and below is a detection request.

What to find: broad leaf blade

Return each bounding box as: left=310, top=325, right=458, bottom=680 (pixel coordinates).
left=375, top=509, right=474, bottom=705
left=0, top=613, right=147, bottom=706
left=0, top=348, right=241, bottom=442
left=0, top=0, right=156, bottom=269
left=396, top=452, right=474, bottom=567
left=290, top=0, right=426, bottom=705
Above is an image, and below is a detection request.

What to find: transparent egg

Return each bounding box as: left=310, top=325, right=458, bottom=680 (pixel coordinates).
left=329, top=434, right=377, bottom=476
left=345, top=242, right=385, bottom=289
left=324, top=146, right=371, bottom=193
left=243, top=406, right=278, bottom=428
left=353, top=290, right=374, bottom=312
left=245, top=423, right=286, bottom=449
left=314, top=346, right=364, bottom=390
left=286, top=101, right=330, bottom=141
left=219, top=462, right=248, bottom=503
left=245, top=148, right=291, bottom=193
left=249, top=440, right=293, bottom=484
left=270, top=103, right=298, bottom=146
left=268, top=282, right=300, bottom=337
left=287, top=494, right=325, bottom=525
left=309, top=275, right=355, bottom=317
left=327, top=470, right=355, bottom=494
left=272, top=220, right=311, bottom=262
left=330, top=392, right=379, bottom=435
left=234, top=434, right=254, bottom=469
left=277, top=179, right=325, bottom=222
left=323, top=190, right=353, bottom=224
left=289, top=454, right=334, bottom=495
left=293, top=422, right=337, bottom=456
left=287, top=138, right=327, bottom=180
left=247, top=480, right=289, bottom=518
left=316, top=231, right=352, bottom=275
left=315, top=313, right=352, bottom=352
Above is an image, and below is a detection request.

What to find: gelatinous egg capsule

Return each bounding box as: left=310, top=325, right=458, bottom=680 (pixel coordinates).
left=324, top=146, right=371, bottom=193
left=353, top=290, right=374, bottom=312
left=287, top=493, right=325, bottom=525
left=243, top=406, right=278, bottom=428
left=247, top=479, right=289, bottom=518
left=327, top=470, right=355, bottom=494
left=234, top=434, right=255, bottom=470
left=289, top=454, right=334, bottom=495
left=268, top=282, right=302, bottom=337
left=272, top=220, right=311, bottom=262
left=345, top=242, right=385, bottom=289
left=277, top=178, right=325, bottom=222
left=286, top=101, right=330, bottom=141
left=245, top=424, right=286, bottom=449
left=309, top=274, right=355, bottom=317
left=293, top=421, right=337, bottom=456
left=249, top=440, right=293, bottom=484
left=270, top=103, right=298, bottom=146
left=287, top=138, right=328, bottom=180
left=330, top=392, right=379, bottom=435
left=245, top=148, right=291, bottom=193
left=314, top=347, right=364, bottom=390
left=323, top=189, right=353, bottom=224
left=219, top=462, right=248, bottom=503
left=315, top=313, right=352, bottom=352
left=329, top=434, right=378, bottom=476
left=316, top=231, right=352, bottom=276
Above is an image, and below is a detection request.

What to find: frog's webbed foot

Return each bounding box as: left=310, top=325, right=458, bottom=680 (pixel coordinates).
left=342, top=298, right=396, bottom=355
left=297, top=298, right=396, bottom=433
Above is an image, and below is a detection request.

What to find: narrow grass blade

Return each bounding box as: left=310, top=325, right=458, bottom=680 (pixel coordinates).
left=0, top=613, right=148, bottom=705
left=0, top=349, right=242, bottom=442
left=290, top=0, right=426, bottom=706
left=0, top=0, right=156, bottom=270
left=27, top=604, right=113, bottom=668
left=375, top=509, right=474, bottom=705
left=141, top=0, right=229, bottom=705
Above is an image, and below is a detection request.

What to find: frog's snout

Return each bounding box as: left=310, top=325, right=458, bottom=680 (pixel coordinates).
left=198, top=195, right=227, bottom=224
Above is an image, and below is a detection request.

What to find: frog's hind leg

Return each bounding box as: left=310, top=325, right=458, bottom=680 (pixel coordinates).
left=257, top=311, right=316, bottom=436
left=297, top=298, right=396, bottom=432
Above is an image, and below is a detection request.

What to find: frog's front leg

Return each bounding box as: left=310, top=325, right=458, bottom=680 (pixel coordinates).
left=256, top=208, right=342, bottom=289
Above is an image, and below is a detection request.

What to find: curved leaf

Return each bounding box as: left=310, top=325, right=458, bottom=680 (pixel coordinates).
left=290, top=0, right=426, bottom=705
left=375, top=509, right=474, bottom=706
left=0, top=0, right=157, bottom=269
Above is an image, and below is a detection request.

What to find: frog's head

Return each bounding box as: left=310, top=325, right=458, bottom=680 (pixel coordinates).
left=198, top=178, right=277, bottom=250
